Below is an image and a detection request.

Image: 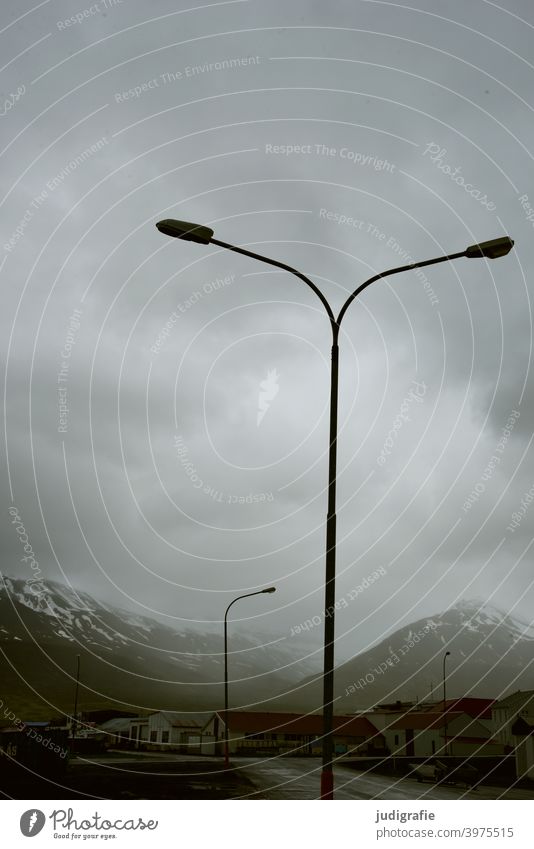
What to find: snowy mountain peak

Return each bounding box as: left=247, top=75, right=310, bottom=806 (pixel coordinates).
left=2, top=575, right=98, bottom=614
left=448, top=597, right=534, bottom=640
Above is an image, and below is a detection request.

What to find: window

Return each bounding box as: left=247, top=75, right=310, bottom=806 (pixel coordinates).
left=161, top=731, right=169, bottom=743
left=150, top=730, right=158, bottom=742
left=394, top=735, right=399, bottom=746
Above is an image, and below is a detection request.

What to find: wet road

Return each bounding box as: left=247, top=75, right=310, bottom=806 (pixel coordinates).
left=235, top=757, right=534, bottom=800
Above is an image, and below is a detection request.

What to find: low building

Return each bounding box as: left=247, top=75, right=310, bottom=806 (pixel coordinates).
left=99, top=717, right=138, bottom=748
left=511, top=716, right=534, bottom=780
left=385, top=711, right=504, bottom=758
left=492, top=691, right=534, bottom=751
left=146, top=711, right=215, bottom=753
left=202, top=711, right=385, bottom=756
left=129, top=716, right=149, bottom=748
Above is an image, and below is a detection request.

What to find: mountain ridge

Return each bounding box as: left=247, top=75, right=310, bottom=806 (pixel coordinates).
left=1, top=575, right=532, bottom=719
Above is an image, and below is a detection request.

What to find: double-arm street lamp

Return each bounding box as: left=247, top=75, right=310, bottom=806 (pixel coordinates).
left=156, top=218, right=514, bottom=798
left=224, top=587, right=276, bottom=767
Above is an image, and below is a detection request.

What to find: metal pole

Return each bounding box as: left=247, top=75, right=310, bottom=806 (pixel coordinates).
left=224, top=612, right=229, bottom=767
left=443, top=651, right=450, bottom=757
left=72, top=653, right=80, bottom=739
left=320, top=328, right=339, bottom=799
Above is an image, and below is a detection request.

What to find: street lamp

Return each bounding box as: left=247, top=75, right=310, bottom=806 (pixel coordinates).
left=223, top=587, right=276, bottom=768
left=71, top=653, right=80, bottom=740
left=443, top=650, right=451, bottom=757
left=156, top=219, right=514, bottom=797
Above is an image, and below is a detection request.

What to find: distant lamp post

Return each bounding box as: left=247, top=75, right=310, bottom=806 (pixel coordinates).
left=223, top=588, right=276, bottom=767
left=72, top=653, right=81, bottom=739
left=443, top=651, right=451, bottom=756
left=156, top=219, right=514, bottom=797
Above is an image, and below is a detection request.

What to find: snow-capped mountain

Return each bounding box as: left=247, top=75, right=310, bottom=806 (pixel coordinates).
left=2, top=577, right=533, bottom=720
left=286, top=598, right=534, bottom=711
left=0, top=576, right=316, bottom=720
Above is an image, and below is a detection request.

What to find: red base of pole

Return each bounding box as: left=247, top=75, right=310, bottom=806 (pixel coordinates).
left=320, top=768, right=334, bottom=799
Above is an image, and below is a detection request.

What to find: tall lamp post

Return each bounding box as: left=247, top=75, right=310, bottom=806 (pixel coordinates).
left=156, top=219, right=514, bottom=797
left=224, top=587, right=276, bottom=767
left=72, top=653, right=80, bottom=740
left=443, top=650, right=451, bottom=757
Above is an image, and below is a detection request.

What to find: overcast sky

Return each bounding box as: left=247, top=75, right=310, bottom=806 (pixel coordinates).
left=2, top=0, right=534, bottom=666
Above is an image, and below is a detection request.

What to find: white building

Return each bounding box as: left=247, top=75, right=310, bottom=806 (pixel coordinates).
left=146, top=711, right=215, bottom=753
left=492, top=691, right=534, bottom=750
left=99, top=716, right=138, bottom=748
left=129, top=716, right=149, bottom=748
left=511, top=717, right=534, bottom=780
left=370, top=711, right=502, bottom=758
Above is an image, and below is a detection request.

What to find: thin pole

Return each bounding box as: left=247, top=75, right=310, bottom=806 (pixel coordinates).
left=207, top=243, right=470, bottom=798
left=72, top=653, right=80, bottom=739
left=320, top=326, right=339, bottom=799
left=443, top=651, right=450, bottom=756
left=224, top=612, right=229, bottom=767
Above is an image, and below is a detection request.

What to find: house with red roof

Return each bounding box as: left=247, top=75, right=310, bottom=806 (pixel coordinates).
left=378, top=710, right=504, bottom=758
left=202, top=711, right=386, bottom=756
left=423, top=698, right=494, bottom=720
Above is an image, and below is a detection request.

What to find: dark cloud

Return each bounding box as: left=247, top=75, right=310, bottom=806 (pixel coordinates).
left=2, top=0, right=533, bottom=667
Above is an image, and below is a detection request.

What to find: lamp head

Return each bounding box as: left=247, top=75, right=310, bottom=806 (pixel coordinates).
left=465, top=236, right=514, bottom=259
left=262, top=587, right=276, bottom=594
left=156, top=219, right=214, bottom=244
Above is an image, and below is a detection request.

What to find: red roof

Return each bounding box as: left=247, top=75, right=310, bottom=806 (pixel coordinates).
left=219, top=711, right=381, bottom=738
left=443, top=698, right=494, bottom=719
left=418, top=698, right=494, bottom=719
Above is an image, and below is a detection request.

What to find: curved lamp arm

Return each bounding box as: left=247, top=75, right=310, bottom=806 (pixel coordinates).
left=224, top=587, right=275, bottom=624
left=211, top=237, right=336, bottom=330
left=336, top=250, right=467, bottom=327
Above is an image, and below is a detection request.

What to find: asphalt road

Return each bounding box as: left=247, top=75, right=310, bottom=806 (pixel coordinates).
left=4, top=752, right=534, bottom=800
left=234, top=757, right=534, bottom=800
